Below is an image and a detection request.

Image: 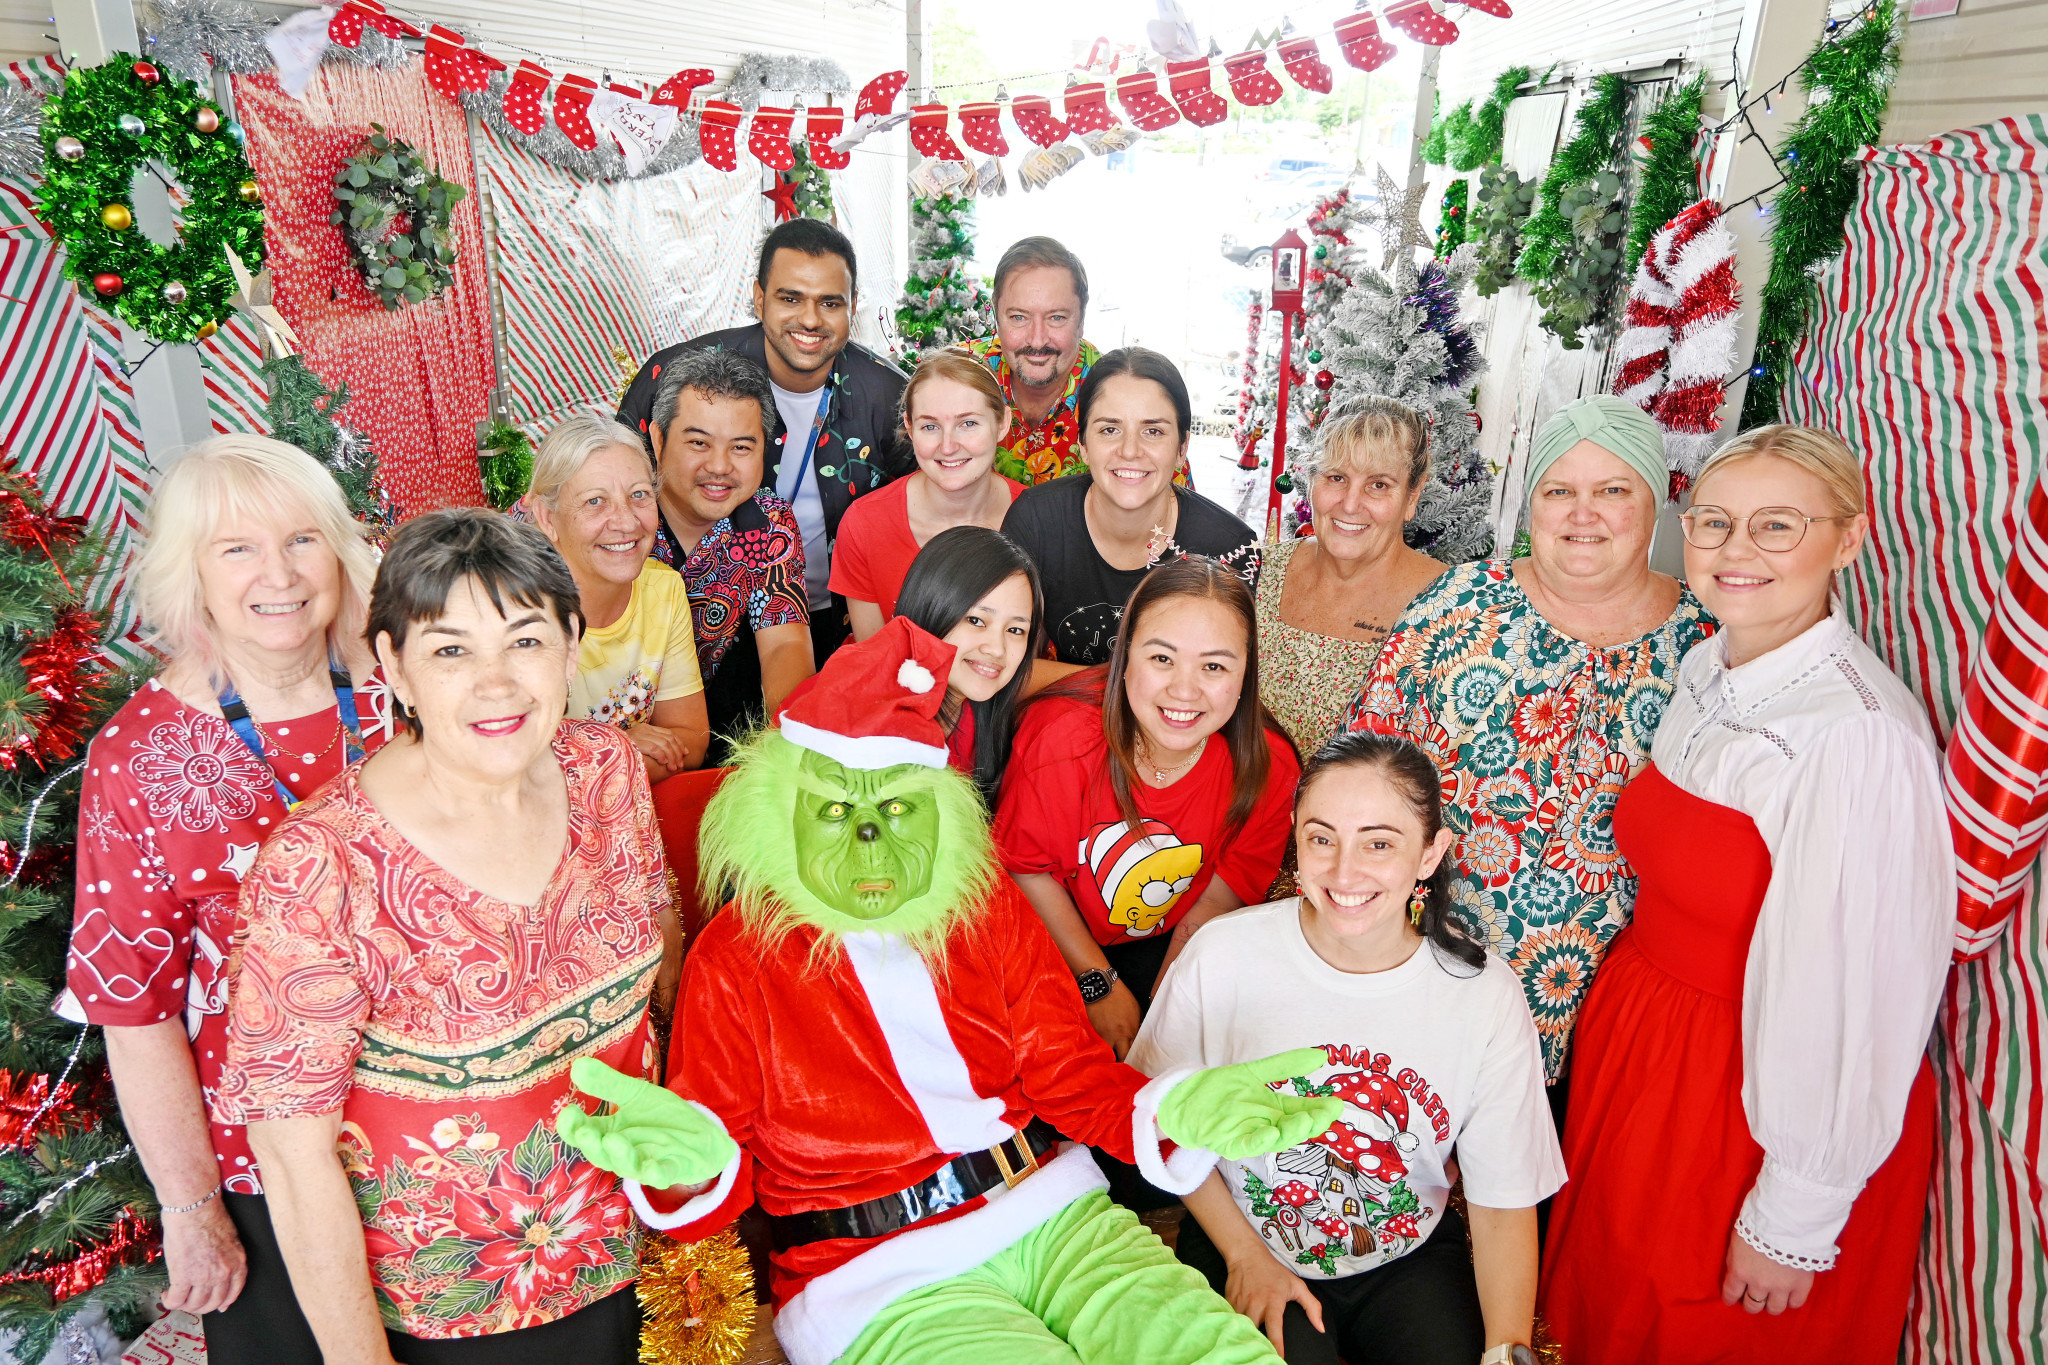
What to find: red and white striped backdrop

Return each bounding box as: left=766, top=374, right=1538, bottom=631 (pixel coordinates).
left=1779, top=113, right=2048, bottom=1364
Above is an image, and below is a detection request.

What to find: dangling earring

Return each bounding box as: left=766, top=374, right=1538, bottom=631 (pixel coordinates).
left=1408, top=882, right=1429, bottom=927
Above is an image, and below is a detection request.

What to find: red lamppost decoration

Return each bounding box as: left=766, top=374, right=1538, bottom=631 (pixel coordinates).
left=1266, top=227, right=1307, bottom=541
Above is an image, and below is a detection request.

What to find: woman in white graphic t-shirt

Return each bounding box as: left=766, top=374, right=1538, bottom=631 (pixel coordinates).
left=1130, top=732, right=1564, bottom=1365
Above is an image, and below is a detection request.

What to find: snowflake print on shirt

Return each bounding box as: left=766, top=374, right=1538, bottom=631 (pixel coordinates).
left=127, top=712, right=269, bottom=832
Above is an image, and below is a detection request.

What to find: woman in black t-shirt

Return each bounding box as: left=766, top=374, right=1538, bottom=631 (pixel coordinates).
left=1001, top=347, right=1259, bottom=667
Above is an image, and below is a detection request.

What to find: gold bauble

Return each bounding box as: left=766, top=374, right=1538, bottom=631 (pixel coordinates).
left=98, top=203, right=132, bottom=231
left=237, top=179, right=260, bottom=203
left=196, top=320, right=218, bottom=340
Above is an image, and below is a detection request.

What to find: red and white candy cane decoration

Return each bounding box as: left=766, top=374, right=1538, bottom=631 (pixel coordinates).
left=806, top=105, right=850, bottom=169
left=1386, top=0, right=1462, bottom=45
left=1946, top=474, right=2048, bottom=959
left=1278, top=36, right=1334, bottom=94
left=698, top=100, right=744, bottom=171
left=1167, top=58, right=1230, bottom=126
left=749, top=106, right=798, bottom=172
left=1223, top=50, right=1286, bottom=106
left=857, top=70, right=908, bottom=121
left=1115, top=70, right=1180, bottom=132
left=957, top=102, right=1009, bottom=157
left=909, top=104, right=969, bottom=162
left=1610, top=199, right=1739, bottom=481
left=553, top=72, right=600, bottom=151
left=1062, top=81, right=1120, bottom=135
left=652, top=68, right=715, bottom=110
left=1010, top=94, right=1069, bottom=147
left=1334, top=10, right=1399, bottom=72
left=502, top=60, right=551, bottom=135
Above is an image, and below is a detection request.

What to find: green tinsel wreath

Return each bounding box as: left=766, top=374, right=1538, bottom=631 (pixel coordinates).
left=1453, top=66, right=1532, bottom=173
left=35, top=53, right=266, bottom=344
left=332, top=124, right=464, bottom=310
left=1516, top=72, right=1632, bottom=348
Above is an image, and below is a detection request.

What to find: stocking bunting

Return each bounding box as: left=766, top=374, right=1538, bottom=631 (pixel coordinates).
left=1222, top=50, right=1285, bottom=107
left=1115, top=71, right=1181, bottom=132
left=553, top=73, right=601, bottom=151
left=502, top=60, right=551, bottom=135
left=328, top=0, right=414, bottom=46
left=463, top=46, right=505, bottom=87
left=608, top=81, right=646, bottom=99
left=698, top=100, right=743, bottom=171
left=1166, top=59, right=1230, bottom=126
left=652, top=68, right=716, bottom=110
left=806, top=105, right=850, bottom=169
left=1010, top=94, right=1069, bottom=147
left=1463, top=0, right=1514, bottom=16
left=910, top=104, right=969, bottom=162
left=1386, top=0, right=1462, bottom=45
left=1278, top=37, right=1334, bottom=94
left=1334, top=11, right=1399, bottom=72
left=423, top=26, right=491, bottom=100
left=1062, top=82, right=1120, bottom=136
left=749, top=106, right=797, bottom=171
left=957, top=101, right=1009, bottom=157
left=857, top=70, right=908, bottom=121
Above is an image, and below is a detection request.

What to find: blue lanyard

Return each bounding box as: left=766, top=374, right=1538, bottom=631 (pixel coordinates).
left=784, top=389, right=830, bottom=499
left=218, top=668, right=365, bottom=810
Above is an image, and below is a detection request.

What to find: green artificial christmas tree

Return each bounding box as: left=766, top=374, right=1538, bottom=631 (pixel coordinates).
left=1436, top=178, right=1470, bottom=259
left=894, top=194, right=993, bottom=366
left=790, top=143, right=834, bottom=222
left=259, top=355, right=388, bottom=528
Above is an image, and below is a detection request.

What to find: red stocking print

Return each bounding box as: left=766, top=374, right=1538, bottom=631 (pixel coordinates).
left=699, top=100, right=743, bottom=171
left=1010, top=94, right=1069, bottom=147
left=857, top=70, right=908, bottom=121
left=1063, top=82, right=1120, bottom=136
left=1334, top=11, right=1399, bottom=72
left=1116, top=71, right=1180, bottom=132
left=502, top=61, right=550, bottom=134
left=1279, top=37, right=1334, bottom=94
left=1223, top=50, right=1285, bottom=106
left=1386, top=0, right=1462, bottom=45
left=806, top=105, right=850, bottom=169
left=1167, top=59, right=1229, bottom=126
left=553, top=73, right=599, bottom=151
left=910, top=105, right=968, bottom=162
left=750, top=106, right=797, bottom=172
left=957, top=102, right=1008, bottom=157
left=652, top=69, right=715, bottom=110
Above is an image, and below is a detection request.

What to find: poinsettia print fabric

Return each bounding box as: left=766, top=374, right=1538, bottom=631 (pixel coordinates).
left=214, top=720, right=668, bottom=1338
left=58, top=680, right=382, bottom=1193
left=1344, top=559, right=1714, bottom=1078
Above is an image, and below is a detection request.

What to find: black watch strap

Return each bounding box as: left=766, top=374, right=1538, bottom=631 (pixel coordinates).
left=1076, top=967, right=1119, bottom=1003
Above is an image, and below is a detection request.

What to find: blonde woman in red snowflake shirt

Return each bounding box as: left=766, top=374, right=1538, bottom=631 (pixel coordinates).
left=57, top=434, right=385, bottom=1363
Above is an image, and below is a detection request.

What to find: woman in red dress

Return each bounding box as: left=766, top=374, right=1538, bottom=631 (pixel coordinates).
left=1539, top=426, right=1952, bottom=1362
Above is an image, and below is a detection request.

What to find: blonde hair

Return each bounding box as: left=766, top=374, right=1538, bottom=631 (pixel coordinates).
left=526, top=412, right=650, bottom=509
left=134, top=433, right=377, bottom=683
left=1304, top=397, right=1430, bottom=490
left=900, top=348, right=1008, bottom=427
left=1695, top=424, right=1866, bottom=518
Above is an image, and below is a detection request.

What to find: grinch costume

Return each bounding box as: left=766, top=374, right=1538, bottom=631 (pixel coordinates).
left=558, top=617, right=1340, bottom=1364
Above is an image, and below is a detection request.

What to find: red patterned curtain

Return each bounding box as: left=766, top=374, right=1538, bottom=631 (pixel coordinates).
left=232, top=61, right=492, bottom=515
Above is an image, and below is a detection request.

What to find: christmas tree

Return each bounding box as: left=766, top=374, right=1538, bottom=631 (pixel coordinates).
left=790, top=143, right=833, bottom=222
left=0, top=458, right=153, bottom=1363
left=260, top=355, right=389, bottom=532
left=893, top=194, right=993, bottom=366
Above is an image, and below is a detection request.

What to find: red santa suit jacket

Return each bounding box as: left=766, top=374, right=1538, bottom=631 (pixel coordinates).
left=625, top=876, right=1215, bottom=1365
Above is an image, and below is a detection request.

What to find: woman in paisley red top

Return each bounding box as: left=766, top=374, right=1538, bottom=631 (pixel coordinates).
left=59, top=435, right=385, bottom=1363
left=215, top=510, right=677, bottom=1363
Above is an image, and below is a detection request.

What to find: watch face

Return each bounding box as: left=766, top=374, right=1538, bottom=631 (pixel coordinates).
left=1513, top=1347, right=1537, bottom=1365
left=1076, top=970, right=1109, bottom=1002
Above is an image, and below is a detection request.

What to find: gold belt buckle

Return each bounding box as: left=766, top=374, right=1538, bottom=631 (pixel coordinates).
left=989, top=1131, right=1039, bottom=1190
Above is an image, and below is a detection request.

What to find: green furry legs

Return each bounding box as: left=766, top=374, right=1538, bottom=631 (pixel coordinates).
left=833, top=1191, right=1278, bottom=1365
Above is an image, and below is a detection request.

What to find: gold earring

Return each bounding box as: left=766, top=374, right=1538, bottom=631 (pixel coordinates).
left=1407, top=883, right=1429, bottom=927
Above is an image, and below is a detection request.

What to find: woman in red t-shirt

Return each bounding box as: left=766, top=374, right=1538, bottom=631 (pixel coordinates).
left=833, top=350, right=1023, bottom=639
left=993, top=556, right=1300, bottom=1060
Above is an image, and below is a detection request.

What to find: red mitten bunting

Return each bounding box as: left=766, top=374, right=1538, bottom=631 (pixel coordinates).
left=554, top=72, right=599, bottom=151
left=1167, top=59, right=1230, bottom=126
left=910, top=104, right=968, bottom=161
left=1223, top=49, right=1285, bottom=106
left=502, top=60, right=551, bottom=134
left=957, top=101, right=1008, bottom=156
left=1335, top=11, right=1399, bottom=72
left=750, top=106, right=797, bottom=171
left=1279, top=37, right=1333, bottom=93
left=1062, top=82, right=1120, bottom=135
left=806, top=105, right=850, bottom=169
left=857, top=70, right=908, bottom=120
left=699, top=100, right=744, bottom=171
left=1010, top=94, right=1069, bottom=147
left=1116, top=71, right=1180, bottom=131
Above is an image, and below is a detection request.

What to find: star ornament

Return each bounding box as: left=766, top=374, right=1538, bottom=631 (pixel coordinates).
left=762, top=174, right=799, bottom=222
left=1359, top=164, right=1433, bottom=271
left=226, top=247, right=300, bottom=358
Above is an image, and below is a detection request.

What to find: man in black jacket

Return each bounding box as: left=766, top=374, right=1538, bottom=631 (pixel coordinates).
left=619, top=218, right=911, bottom=663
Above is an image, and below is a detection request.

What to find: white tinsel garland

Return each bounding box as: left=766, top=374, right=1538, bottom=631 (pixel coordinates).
left=0, top=85, right=43, bottom=184
left=726, top=53, right=852, bottom=110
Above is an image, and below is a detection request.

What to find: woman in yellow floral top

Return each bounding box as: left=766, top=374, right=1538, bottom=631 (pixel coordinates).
left=1346, top=396, right=1714, bottom=1097
left=216, top=511, right=679, bottom=1363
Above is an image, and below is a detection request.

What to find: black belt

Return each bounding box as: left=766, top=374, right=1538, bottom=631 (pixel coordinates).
left=767, top=1128, right=1057, bottom=1253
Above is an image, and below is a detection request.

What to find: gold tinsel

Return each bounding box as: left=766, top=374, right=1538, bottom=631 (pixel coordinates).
left=637, top=1228, right=758, bottom=1365
left=1531, top=1313, right=1564, bottom=1365
left=613, top=344, right=640, bottom=406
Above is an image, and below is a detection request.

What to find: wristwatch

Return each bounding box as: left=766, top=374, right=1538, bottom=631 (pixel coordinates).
left=1479, top=1345, right=1536, bottom=1365
left=1075, top=967, right=1120, bottom=1003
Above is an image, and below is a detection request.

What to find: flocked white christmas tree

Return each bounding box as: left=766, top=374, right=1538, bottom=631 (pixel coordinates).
left=894, top=193, right=994, bottom=364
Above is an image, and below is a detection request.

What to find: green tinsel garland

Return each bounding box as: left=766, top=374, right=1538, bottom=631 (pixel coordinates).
left=1418, top=91, right=1446, bottom=165
left=332, top=125, right=463, bottom=310
left=1471, top=162, right=1535, bottom=296
left=1436, top=177, right=1470, bottom=259
left=1624, top=74, right=1707, bottom=269
left=477, top=420, right=535, bottom=510
left=1741, top=1, right=1902, bottom=428
left=260, top=354, right=386, bottom=524
left=35, top=53, right=266, bottom=344
left=1453, top=66, right=1532, bottom=173
left=1430, top=101, right=1474, bottom=168
left=1517, top=72, right=1632, bottom=348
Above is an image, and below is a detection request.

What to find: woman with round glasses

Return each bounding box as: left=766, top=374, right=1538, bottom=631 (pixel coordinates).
left=1539, top=425, right=1951, bottom=1363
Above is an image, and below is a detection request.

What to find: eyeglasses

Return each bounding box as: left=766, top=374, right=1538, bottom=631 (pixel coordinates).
left=1679, top=505, right=1850, bottom=553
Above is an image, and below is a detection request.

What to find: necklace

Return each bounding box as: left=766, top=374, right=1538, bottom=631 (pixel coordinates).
left=1139, top=735, right=1206, bottom=784
left=248, top=707, right=344, bottom=765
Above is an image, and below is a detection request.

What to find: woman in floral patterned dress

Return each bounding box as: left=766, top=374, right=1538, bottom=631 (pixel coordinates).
left=58, top=435, right=385, bottom=1362
left=1345, top=396, right=1714, bottom=1111
left=215, top=511, right=679, bottom=1362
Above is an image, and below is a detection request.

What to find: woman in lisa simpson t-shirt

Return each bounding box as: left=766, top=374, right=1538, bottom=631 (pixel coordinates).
left=993, top=556, right=1298, bottom=1060
left=1130, top=731, right=1562, bottom=1365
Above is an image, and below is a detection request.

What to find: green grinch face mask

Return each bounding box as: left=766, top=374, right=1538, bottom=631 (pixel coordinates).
left=792, top=750, right=940, bottom=919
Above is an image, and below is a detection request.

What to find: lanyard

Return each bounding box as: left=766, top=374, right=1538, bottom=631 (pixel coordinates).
left=783, top=388, right=830, bottom=501
left=218, top=668, right=366, bottom=811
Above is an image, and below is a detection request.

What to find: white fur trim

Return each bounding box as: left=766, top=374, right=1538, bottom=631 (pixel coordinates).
left=897, top=659, right=937, bottom=694
left=841, top=933, right=1013, bottom=1153
left=779, top=715, right=949, bottom=770
left=1129, top=1069, right=1220, bottom=1196
left=623, top=1101, right=742, bottom=1230
left=772, top=1144, right=1109, bottom=1365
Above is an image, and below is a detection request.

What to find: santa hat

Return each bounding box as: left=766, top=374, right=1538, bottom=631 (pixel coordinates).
left=778, top=616, right=958, bottom=770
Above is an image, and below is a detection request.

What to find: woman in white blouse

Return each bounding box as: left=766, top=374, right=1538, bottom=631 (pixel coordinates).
left=1538, top=426, right=1951, bottom=1363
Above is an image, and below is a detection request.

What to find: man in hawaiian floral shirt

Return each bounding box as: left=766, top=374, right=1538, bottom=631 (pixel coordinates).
left=965, top=237, right=1099, bottom=487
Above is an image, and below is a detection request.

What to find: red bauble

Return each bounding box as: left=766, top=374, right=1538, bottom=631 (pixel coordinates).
left=1314, top=370, right=1334, bottom=390
left=132, top=60, right=159, bottom=83
left=92, top=272, right=123, bottom=296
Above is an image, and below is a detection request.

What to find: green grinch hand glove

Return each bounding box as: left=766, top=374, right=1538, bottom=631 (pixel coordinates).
left=1155, top=1048, right=1345, bottom=1161
left=554, top=1057, right=738, bottom=1191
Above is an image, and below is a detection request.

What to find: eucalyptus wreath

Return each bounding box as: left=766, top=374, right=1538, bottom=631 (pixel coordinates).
left=1470, top=161, right=1535, bottom=296
left=331, top=124, right=464, bottom=309
left=1515, top=73, right=1632, bottom=349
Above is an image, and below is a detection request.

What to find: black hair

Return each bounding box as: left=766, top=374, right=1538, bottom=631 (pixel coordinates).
left=755, top=217, right=858, bottom=297
left=365, top=509, right=582, bottom=741
left=894, top=527, right=1044, bottom=803
left=992, top=235, right=1089, bottom=317
left=1076, top=346, right=1193, bottom=445
left=649, top=349, right=775, bottom=447
left=1294, top=731, right=1486, bottom=974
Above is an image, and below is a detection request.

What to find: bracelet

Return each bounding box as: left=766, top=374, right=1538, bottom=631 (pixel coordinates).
left=159, top=1182, right=223, bottom=1215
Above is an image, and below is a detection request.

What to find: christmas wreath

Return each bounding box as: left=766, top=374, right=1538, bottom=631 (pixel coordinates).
left=331, top=125, right=464, bottom=310
left=1516, top=72, right=1633, bottom=349
left=35, top=53, right=266, bottom=344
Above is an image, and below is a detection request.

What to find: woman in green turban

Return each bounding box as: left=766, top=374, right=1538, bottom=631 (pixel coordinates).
left=1342, top=394, right=1715, bottom=1123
